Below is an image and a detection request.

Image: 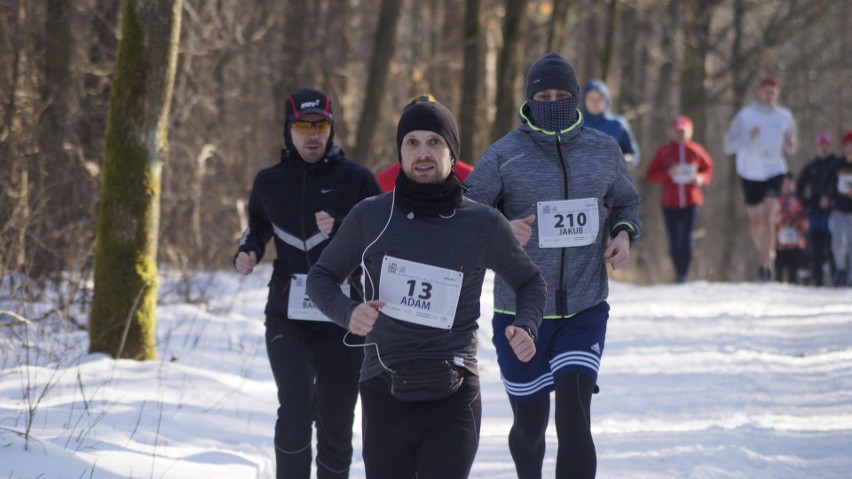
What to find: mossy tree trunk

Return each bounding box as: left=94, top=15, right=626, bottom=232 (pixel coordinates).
left=89, top=0, right=182, bottom=360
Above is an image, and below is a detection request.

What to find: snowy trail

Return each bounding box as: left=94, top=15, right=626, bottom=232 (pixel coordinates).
left=2, top=269, right=851, bottom=478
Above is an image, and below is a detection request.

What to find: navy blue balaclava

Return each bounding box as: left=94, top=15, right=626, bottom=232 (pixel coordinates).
left=525, top=52, right=581, bottom=132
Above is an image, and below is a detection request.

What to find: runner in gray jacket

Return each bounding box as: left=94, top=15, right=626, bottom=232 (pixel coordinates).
left=307, top=98, right=546, bottom=479
left=465, top=52, right=642, bottom=479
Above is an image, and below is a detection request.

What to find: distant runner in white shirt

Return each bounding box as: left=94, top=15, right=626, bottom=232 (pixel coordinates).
left=724, top=75, right=797, bottom=281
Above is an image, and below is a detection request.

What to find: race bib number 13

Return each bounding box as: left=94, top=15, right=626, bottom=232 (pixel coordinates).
left=537, top=198, right=600, bottom=248
left=378, top=256, right=463, bottom=330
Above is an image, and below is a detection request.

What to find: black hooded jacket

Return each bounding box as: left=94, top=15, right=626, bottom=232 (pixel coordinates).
left=797, top=154, right=839, bottom=215
left=237, top=144, right=381, bottom=316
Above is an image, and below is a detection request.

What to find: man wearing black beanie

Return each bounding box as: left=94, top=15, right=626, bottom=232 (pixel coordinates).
left=375, top=95, right=476, bottom=192
left=308, top=98, right=547, bottom=478
left=525, top=51, right=581, bottom=133
left=396, top=99, right=461, bottom=165
left=466, top=52, right=642, bottom=479
left=234, top=87, right=381, bottom=479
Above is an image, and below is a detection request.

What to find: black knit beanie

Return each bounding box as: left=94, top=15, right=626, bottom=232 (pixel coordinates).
left=396, top=100, right=460, bottom=164
left=526, top=52, right=579, bottom=99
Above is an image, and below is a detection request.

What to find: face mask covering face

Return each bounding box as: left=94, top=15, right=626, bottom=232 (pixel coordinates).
left=528, top=96, right=580, bottom=133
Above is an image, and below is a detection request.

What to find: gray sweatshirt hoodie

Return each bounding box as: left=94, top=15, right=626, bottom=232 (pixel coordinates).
left=306, top=193, right=546, bottom=381
left=465, top=106, right=642, bottom=318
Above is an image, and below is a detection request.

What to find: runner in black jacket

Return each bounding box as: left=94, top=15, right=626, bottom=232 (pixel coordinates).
left=796, top=132, right=839, bottom=286
left=234, top=88, right=381, bottom=479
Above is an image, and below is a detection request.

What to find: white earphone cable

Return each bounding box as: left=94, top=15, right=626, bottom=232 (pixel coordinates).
left=342, top=189, right=397, bottom=372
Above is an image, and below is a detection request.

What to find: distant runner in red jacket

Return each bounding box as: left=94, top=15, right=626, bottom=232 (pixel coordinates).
left=645, top=115, right=714, bottom=282
left=376, top=158, right=473, bottom=193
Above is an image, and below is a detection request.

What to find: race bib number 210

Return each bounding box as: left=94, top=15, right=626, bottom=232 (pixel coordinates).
left=537, top=198, right=600, bottom=248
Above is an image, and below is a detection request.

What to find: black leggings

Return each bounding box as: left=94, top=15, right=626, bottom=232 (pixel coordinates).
left=265, top=317, right=362, bottom=479
left=359, top=372, right=482, bottom=479
left=509, top=372, right=597, bottom=479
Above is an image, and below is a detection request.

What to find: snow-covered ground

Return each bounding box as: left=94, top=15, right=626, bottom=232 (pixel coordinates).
left=2, top=268, right=851, bottom=478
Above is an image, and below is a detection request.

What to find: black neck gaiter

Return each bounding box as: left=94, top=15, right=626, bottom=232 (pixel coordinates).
left=394, top=170, right=463, bottom=218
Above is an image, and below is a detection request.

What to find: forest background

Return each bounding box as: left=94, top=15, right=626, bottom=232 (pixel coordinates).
left=2, top=0, right=850, bottom=291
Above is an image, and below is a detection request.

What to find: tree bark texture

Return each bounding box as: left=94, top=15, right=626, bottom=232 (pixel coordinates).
left=353, top=0, right=403, bottom=168
left=491, top=0, right=527, bottom=142
left=89, top=0, right=183, bottom=360
left=459, top=0, right=482, bottom=164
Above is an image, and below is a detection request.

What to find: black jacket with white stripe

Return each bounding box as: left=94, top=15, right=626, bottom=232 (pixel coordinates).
left=237, top=145, right=381, bottom=317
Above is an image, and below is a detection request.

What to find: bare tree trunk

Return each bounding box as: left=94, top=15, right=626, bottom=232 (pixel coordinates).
left=79, top=0, right=119, bottom=165
left=353, top=0, right=403, bottom=168
left=280, top=0, right=311, bottom=97
left=599, top=0, right=619, bottom=82
left=190, top=144, right=214, bottom=257
left=320, top=0, right=352, bottom=144
left=546, top=0, right=572, bottom=53
left=841, top=4, right=850, bottom=129
left=679, top=0, right=714, bottom=136
left=1, top=0, right=26, bottom=274
left=459, top=0, right=481, bottom=164
left=31, top=0, right=74, bottom=280
left=719, top=0, right=748, bottom=281
left=89, top=0, right=183, bottom=360
left=491, top=0, right=527, bottom=142
left=426, top=0, right=443, bottom=93
left=436, top=0, right=463, bottom=115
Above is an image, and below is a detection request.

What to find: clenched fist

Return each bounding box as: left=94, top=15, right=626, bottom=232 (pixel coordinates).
left=348, top=300, right=385, bottom=336
left=235, top=251, right=257, bottom=275
left=505, top=325, right=536, bottom=362
left=603, top=230, right=631, bottom=270
left=510, top=214, right=536, bottom=247
left=316, top=211, right=335, bottom=236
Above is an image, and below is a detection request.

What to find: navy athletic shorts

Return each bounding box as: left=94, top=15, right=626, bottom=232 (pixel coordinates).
left=492, top=301, right=609, bottom=403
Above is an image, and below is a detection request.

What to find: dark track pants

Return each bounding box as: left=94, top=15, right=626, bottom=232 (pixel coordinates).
left=775, top=249, right=802, bottom=284
left=265, top=317, right=362, bottom=479
left=508, top=372, right=597, bottom=479
left=809, top=227, right=831, bottom=286
left=359, top=372, right=482, bottom=479
left=663, top=207, right=697, bottom=281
